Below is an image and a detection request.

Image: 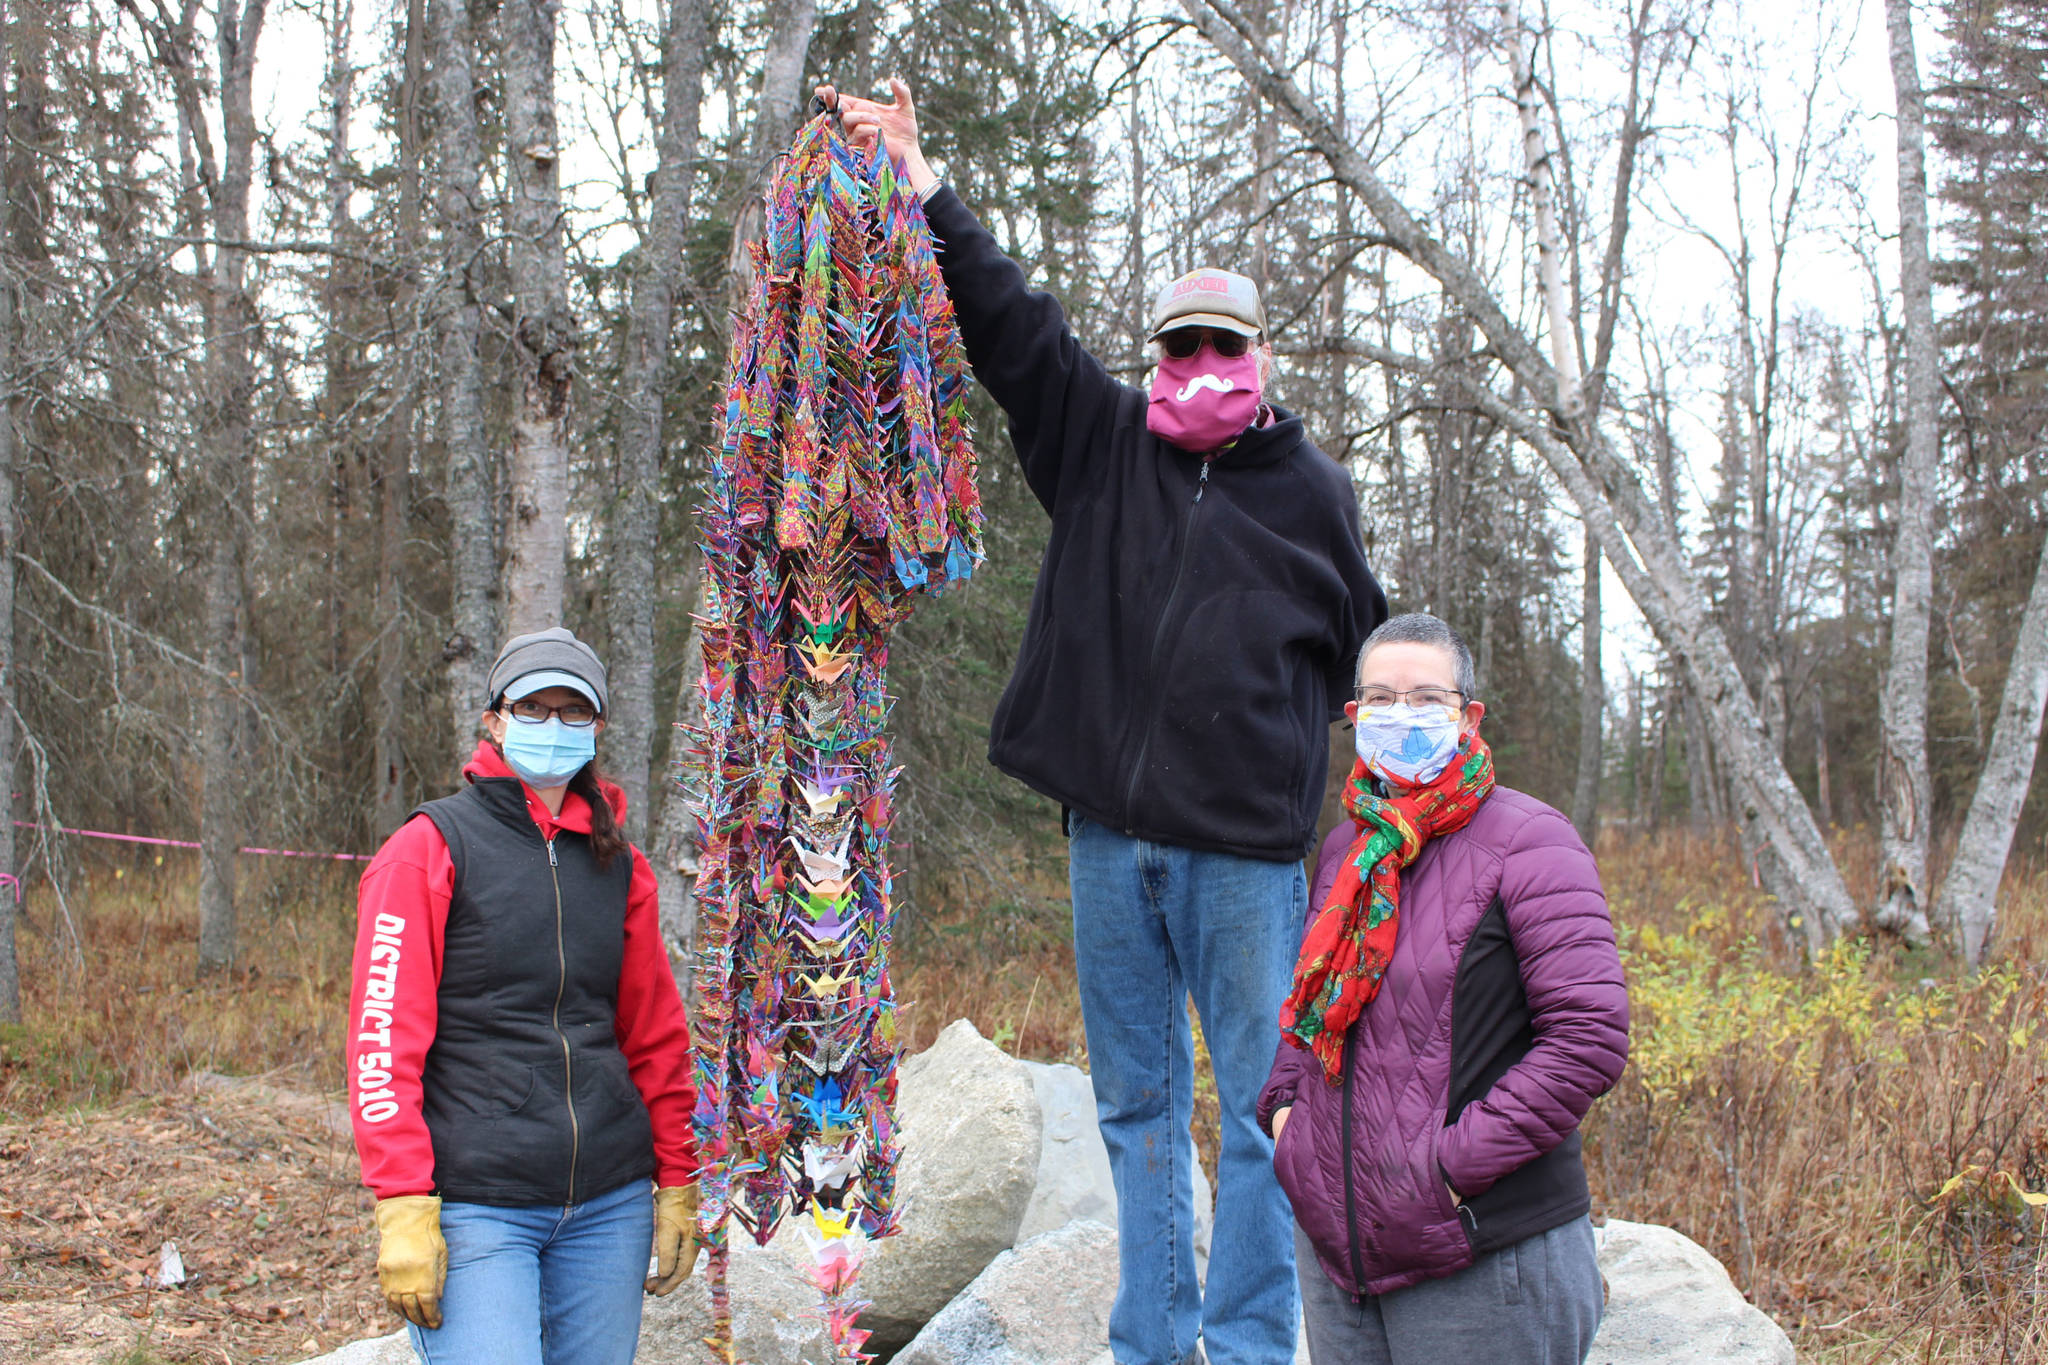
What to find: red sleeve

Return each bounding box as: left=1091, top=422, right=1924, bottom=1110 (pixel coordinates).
left=615, top=845, right=700, bottom=1187
left=347, top=814, right=453, bottom=1200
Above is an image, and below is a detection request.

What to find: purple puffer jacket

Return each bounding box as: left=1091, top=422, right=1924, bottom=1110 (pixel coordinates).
left=1259, top=787, right=1629, bottom=1298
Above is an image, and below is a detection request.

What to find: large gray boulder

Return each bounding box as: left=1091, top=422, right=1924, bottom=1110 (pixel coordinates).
left=649, top=1020, right=1044, bottom=1363
left=1016, top=1059, right=1213, bottom=1273
left=805, top=1019, right=1042, bottom=1356
left=1589, top=1220, right=1796, bottom=1364
left=639, top=1232, right=834, bottom=1365
left=293, top=1332, right=411, bottom=1365
left=894, top=1220, right=1120, bottom=1365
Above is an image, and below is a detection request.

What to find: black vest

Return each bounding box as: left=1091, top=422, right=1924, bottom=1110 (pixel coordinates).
left=415, top=778, right=653, bottom=1206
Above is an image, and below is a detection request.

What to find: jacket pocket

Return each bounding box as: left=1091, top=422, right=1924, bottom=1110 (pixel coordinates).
left=1496, top=1238, right=1523, bottom=1305
left=1428, top=1116, right=1473, bottom=1250
left=597, top=1048, right=642, bottom=1105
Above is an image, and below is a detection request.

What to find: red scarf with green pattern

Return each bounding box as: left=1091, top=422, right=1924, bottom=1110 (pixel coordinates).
left=1280, top=734, right=1496, bottom=1082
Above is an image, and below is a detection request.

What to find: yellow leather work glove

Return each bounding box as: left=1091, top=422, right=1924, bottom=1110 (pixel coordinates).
left=374, top=1195, right=447, bottom=1329
left=645, top=1184, right=701, bottom=1295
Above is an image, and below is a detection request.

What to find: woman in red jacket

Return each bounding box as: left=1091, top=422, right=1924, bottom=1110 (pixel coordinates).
left=347, top=626, right=699, bottom=1364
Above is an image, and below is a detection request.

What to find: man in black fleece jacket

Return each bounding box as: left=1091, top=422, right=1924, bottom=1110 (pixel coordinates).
left=825, top=81, right=1386, bottom=1365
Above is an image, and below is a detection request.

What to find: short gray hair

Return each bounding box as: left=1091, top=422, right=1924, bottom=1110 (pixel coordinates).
left=1355, top=613, right=1478, bottom=699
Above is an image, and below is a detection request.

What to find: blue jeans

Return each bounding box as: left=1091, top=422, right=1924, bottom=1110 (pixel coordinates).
left=407, top=1176, right=654, bottom=1365
left=1069, top=813, right=1305, bottom=1365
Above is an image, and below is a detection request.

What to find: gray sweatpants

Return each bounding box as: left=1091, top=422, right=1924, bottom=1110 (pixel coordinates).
left=1295, top=1218, right=1603, bottom=1365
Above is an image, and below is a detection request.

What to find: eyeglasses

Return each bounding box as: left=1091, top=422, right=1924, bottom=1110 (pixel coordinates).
left=1356, top=686, right=1467, bottom=710
left=503, top=698, right=600, bottom=727
left=1158, top=327, right=1254, bottom=360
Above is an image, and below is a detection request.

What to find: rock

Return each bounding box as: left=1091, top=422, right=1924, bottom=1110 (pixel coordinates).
left=291, top=1330, right=411, bottom=1365
left=894, top=1221, right=1119, bottom=1365
left=1016, top=1062, right=1115, bottom=1242
left=835, top=1018, right=1044, bottom=1355
left=1016, top=1059, right=1214, bottom=1274
left=1590, top=1220, right=1796, bottom=1364
left=639, top=1233, right=833, bottom=1365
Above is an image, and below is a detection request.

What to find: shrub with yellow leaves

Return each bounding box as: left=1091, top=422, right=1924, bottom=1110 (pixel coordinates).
left=1587, top=835, right=2048, bottom=1364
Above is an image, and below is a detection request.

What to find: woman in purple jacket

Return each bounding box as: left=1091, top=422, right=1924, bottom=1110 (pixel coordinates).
left=1262, top=613, right=1629, bottom=1364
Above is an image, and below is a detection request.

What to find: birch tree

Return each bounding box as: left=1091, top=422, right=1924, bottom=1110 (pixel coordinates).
left=1181, top=0, right=1871, bottom=947
left=373, top=0, right=423, bottom=836
left=722, top=0, right=820, bottom=314
left=1923, top=0, right=2048, bottom=962
left=653, top=0, right=821, bottom=949
left=123, top=0, right=271, bottom=970
left=609, top=0, right=711, bottom=843
left=1875, top=0, right=1938, bottom=936
left=0, top=0, right=24, bottom=1024
left=197, top=0, right=265, bottom=972
left=1498, top=0, right=1604, bottom=842
left=499, top=0, right=572, bottom=634
left=1942, top=538, right=2048, bottom=961
left=432, top=0, right=495, bottom=750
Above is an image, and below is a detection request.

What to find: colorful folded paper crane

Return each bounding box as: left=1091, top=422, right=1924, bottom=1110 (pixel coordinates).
left=680, top=104, right=981, bottom=1365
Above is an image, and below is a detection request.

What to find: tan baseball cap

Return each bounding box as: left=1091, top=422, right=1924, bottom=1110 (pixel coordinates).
left=1147, top=268, right=1266, bottom=341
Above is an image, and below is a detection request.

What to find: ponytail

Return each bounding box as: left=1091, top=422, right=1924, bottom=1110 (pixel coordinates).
left=566, top=762, right=631, bottom=871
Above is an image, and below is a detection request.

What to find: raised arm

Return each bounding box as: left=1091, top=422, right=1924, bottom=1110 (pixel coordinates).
left=825, top=79, right=1128, bottom=511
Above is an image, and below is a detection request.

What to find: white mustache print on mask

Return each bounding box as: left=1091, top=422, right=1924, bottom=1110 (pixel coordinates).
left=1173, top=372, right=1238, bottom=402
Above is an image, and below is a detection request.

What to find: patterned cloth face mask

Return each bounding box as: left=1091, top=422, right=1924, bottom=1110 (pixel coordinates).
left=1146, top=344, right=1262, bottom=452
left=1352, top=702, right=1463, bottom=786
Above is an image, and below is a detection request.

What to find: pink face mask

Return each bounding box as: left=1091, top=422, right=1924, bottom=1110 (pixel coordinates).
left=1146, top=345, right=1262, bottom=452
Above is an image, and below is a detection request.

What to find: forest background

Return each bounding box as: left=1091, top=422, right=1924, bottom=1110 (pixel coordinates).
left=1, top=0, right=2046, bottom=1361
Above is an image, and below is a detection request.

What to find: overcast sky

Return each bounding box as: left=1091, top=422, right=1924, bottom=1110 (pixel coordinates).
left=242, top=0, right=1929, bottom=684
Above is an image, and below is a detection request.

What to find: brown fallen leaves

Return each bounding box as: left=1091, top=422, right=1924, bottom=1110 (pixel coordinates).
left=0, top=1072, right=390, bottom=1364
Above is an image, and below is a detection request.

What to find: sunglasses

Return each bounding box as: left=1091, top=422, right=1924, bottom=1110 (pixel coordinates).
left=1159, top=327, right=1254, bottom=360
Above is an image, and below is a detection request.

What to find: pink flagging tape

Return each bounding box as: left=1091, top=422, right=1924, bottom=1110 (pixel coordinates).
left=0, top=873, right=18, bottom=903
left=9, top=821, right=372, bottom=863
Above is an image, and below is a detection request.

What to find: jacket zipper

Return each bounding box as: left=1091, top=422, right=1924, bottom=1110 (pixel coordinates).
left=1120, top=456, right=1214, bottom=829
left=547, top=835, right=581, bottom=1205
left=1340, top=1026, right=1368, bottom=1299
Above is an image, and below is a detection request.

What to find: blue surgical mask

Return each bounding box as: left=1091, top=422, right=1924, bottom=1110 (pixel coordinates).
left=500, top=716, right=596, bottom=787
left=1353, top=703, right=1463, bottom=786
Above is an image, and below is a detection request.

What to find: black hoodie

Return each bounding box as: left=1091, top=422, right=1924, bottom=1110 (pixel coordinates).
left=927, top=186, right=1387, bottom=861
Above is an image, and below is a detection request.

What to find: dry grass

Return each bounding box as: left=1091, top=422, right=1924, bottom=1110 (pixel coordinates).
left=2, top=856, right=358, bottom=1119
left=3, top=834, right=2045, bottom=1363
left=1587, top=829, right=2048, bottom=1364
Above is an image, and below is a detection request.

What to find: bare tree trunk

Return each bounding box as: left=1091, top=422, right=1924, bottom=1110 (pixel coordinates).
left=1941, top=529, right=2048, bottom=963
left=1180, top=0, right=1865, bottom=947
left=0, top=0, right=22, bottom=1023
left=657, top=0, right=818, bottom=952
left=1876, top=0, right=1938, bottom=938
left=431, top=0, right=494, bottom=754
left=498, top=0, right=572, bottom=634
left=610, top=0, right=710, bottom=844
left=1812, top=687, right=1833, bottom=827
left=1637, top=679, right=1664, bottom=829
left=1501, top=0, right=1584, bottom=422
left=196, top=0, right=268, bottom=973
left=1505, top=1, right=1600, bottom=845
left=1681, top=688, right=1718, bottom=834
left=721, top=0, right=820, bottom=316
left=1572, top=526, right=1603, bottom=843
left=374, top=0, right=423, bottom=836
left=320, top=0, right=358, bottom=730
left=653, top=606, right=704, bottom=966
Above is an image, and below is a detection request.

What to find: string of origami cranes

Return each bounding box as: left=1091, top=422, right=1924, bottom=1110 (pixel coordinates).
left=681, top=104, right=984, bottom=1365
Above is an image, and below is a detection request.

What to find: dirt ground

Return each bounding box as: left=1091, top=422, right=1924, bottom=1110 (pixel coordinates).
left=0, top=1073, right=391, bottom=1364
